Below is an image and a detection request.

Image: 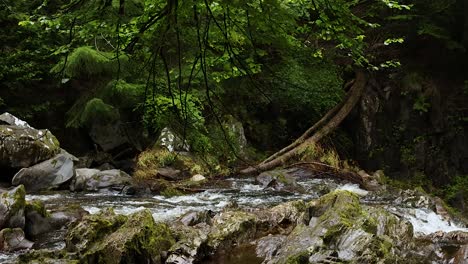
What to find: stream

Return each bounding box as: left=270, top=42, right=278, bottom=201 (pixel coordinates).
left=1, top=177, right=467, bottom=263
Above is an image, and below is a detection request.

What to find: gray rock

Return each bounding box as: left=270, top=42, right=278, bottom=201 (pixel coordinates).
left=166, top=225, right=210, bottom=264
left=156, top=127, right=189, bottom=152
left=265, top=191, right=410, bottom=264
left=180, top=211, right=213, bottom=226
left=24, top=201, right=51, bottom=237
left=0, top=185, right=26, bottom=230
left=89, top=121, right=128, bottom=152
left=0, top=125, right=60, bottom=169
left=256, top=169, right=300, bottom=192
left=256, top=235, right=286, bottom=261
left=70, top=169, right=132, bottom=192
left=0, top=112, right=31, bottom=128
left=0, top=228, right=33, bottom=251
left=60, top=148, right=79, bottom=162
left=12, top=153, right=75, bottom=192
left=48, top=207, right=89, bottom=229
left=157, top=167, right=182, bottom=181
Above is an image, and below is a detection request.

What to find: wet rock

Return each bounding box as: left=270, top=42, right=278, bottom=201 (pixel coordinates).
left=156, top=127, right=189, bottom=152
left=24, top=200, right=51, bottom=237
left=166, top=225, right=210, bottom=264
left=255, top=169, right=300, bottom=192
left=48, top=207, right=89, bottom=229
left=12, top=153, right=75, bottom=192
left=255, top=235, right=286, bottom=261
left=266, top=191, right=411, bottom=263
left=70, top=169, right=132, bottom=192
left=208, top=211, right=258, bottom=250
left=0, top=228, right=33, bottom=251
left=18, top=248, right=79, bottom=264
left=0, top=121, right=60, bottom=169
left=66, top=209, right=174, bottom=264
left=190, top=174, right=206, bottom=182
left=180, top=211, right=213, bottom=226
left=0, top=185, right=26, bottom=230
left=454, top=244, right=468, bottom=264
left=260, top=200, right=308, bottom=232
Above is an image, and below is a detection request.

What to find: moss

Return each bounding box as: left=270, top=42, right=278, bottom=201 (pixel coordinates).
left=78, top=210, right=175, bottom=264
left=25, top=200, right=50, bottom=217
left=2, top=185, right=26, bottom=214
left=66, top=208, right=127, bottom=252
left=208, top=211, right=257, bottom=250
left=18, top=249, right=78, bottom=264
left=160, top=186, right=183, bottom=197
left=284, top=251, right=310, bottom=264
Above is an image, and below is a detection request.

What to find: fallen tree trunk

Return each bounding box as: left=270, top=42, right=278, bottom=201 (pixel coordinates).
left=260, top=79, right=356, bottom=165
left=240, top=69, right=367, bottom=175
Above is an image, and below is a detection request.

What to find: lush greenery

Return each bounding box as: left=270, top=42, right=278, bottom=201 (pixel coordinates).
left=1, top=0, right=467, bottom=211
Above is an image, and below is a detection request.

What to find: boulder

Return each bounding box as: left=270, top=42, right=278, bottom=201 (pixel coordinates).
left=88, top=121, right=128, bottom=152
left=24, top=200, right=52, bottom=237
left=0, top=185, right=26, bottom=230
left=12, top=153, right=75, bottom=192
left=255, top=235, right=286, bottom=262
left=208, top=211, right=258, bottom=250
left=0, top=112, right=31, bottom=128
left=66, top=209, right=175, bottom=264
left=156, top=127, right=189, bottom=152
left=255, top=169, right=301, bottom=192
left=179, top=210, right=213, bottom=226
left=0, top=113, right=60, bottom=171
left=0, top=124, right=60, bottom=169
left=70, top=169, right=132, bottom=192
left=0, top=228, right=33, bottom=251
left=166, top=225, right=210, bottom=264
left=262, top=191, right=413, bottom=264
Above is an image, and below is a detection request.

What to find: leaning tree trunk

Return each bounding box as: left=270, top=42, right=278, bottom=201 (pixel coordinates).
left=240, top=69, right=367, bottom=175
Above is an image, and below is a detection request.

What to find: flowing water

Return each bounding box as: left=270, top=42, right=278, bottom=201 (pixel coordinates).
left=1, top=177, right=467, bottom=263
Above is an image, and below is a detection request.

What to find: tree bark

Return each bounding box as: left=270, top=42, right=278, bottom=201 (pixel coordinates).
left=240, top=69, right=367, bottom=175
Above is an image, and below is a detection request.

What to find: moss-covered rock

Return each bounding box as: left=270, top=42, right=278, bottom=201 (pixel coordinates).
left=208, top=211, right=258, bottom=250
left=0, top=121, right=60, bottom=170
left=166, top=224, right=210, bottom=264
left=66, top=209, right=174, bottom=264
left=18, top=249, right=79, bottom=264
left=0, top=185, right=26, bottom=230
left=24, top=200, right=52, bottom=237
left=256, top=169, right=301, bottom=192
left=264, top=191, right=413, bottom=264
left=0, top=227, right=33, bottom=251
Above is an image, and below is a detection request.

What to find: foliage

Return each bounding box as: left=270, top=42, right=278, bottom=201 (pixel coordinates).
left=78, top=98, right=120, bottom=126
left=444, top=175, right=468, bottom=202
left=52, top=46, right=127, bottom=79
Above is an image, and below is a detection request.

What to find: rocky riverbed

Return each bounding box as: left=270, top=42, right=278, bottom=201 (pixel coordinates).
left=1, top=113, right=467, bottom=263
